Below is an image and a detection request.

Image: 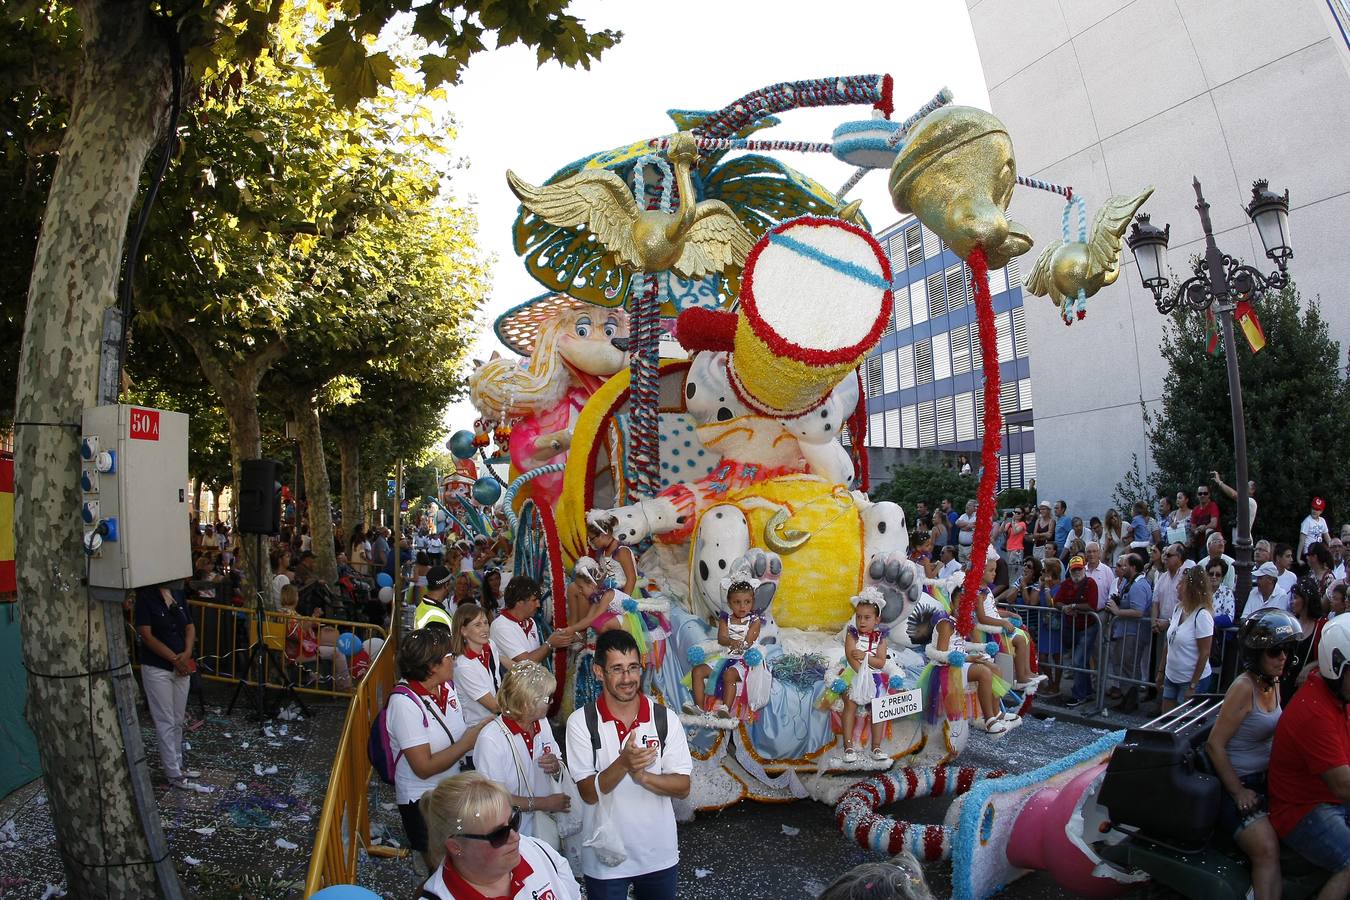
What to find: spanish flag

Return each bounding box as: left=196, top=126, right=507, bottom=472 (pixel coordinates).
left=1235, top=301, right=1267, bottom=354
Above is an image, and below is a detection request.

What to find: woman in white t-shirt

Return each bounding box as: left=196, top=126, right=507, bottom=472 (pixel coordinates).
left=471, top=661, right=570, bottom=841
left=451, top=603, right=501, bottom=728
left=270, top=548, right=292, bottom=606
left=388, top=628, right=488, bottom=867
left=1157, top=566, right=1216, bottom=711
left=418, top=773, right=579, bottom=900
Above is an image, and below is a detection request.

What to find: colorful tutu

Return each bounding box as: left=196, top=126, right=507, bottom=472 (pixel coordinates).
left=916, top=661, right=969, bottom=725
left=682, top=653, right=753, bottom=720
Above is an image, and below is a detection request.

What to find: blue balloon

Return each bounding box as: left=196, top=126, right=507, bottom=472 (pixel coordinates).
left=310, top=888, right=382, bottom=900
left=337, top=632, right=362, bottom=658
left=471, top=476, right=502, bottom=506
left=449, top=430, right=477, bottom=460
left=375, top=572, right=393, bottom=588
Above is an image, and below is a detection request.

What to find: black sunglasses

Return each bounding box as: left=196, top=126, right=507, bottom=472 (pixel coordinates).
left=1264, top=647, right=1290, bottom=659
left=456, top=809, right=521, bottom=848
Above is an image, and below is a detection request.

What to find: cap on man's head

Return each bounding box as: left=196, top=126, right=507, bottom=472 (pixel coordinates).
left=426, top=565, right=453, bottom=590
left=1254, top=561, right=1280, bottom=579
left=1068, top=555, right=1086, bottom=571
left=1312, top=496, right=1327, bottom=512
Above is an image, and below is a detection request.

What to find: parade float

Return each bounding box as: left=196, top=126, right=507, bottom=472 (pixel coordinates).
left=459, top=72, right=1159, bottom=896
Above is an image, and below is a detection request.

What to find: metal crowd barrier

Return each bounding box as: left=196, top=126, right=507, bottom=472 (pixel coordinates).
left=303, top=624, right=405, bottom=895
left=1004, top=601, right=1108, bottom=710
left=127, top=599, right=388, bottom=698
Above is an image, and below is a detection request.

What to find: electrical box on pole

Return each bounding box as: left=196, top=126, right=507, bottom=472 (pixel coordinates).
left=80, top=404, right=191, bottom=590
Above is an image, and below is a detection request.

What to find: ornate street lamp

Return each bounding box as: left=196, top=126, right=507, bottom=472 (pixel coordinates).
left=1126, top=177, right=1293, bottom=675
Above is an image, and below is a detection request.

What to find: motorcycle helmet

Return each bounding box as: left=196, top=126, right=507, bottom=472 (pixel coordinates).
left=1237, top=607, right=1301, bottom=683
left=1318, top=615, right=1350, bottom=681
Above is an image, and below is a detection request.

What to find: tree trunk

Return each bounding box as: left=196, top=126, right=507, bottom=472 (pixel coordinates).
left=210, top=488, right=223, bottom=525
left=13, top=4, right=177, bottom=896
left=177, top=331, right=286, bottom=609
left=335, top=427, right=363, bottom=535
left=192, top=479, right=203, bottom=521
left=289, top=398, right=338, bottom=585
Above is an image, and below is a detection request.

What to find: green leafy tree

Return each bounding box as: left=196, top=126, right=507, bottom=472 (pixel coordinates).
left=8, top=1, right=615, bottom=893
left=871, top=462, right=977, bottom=530
left=1146, top=284, right=1350, bottom=546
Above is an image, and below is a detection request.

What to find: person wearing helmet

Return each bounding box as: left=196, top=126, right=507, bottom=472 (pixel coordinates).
left=1206, top=608, right=1300, bottom=900
left=414, top=565, right=455, bottom=632
left=1282, top=577, right=1329, bottom=707
left=1269, top=614, right=1350, bottom=898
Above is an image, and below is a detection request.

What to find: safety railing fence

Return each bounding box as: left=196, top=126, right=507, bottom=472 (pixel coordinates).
left=1005, top=602, right=1107, bottom=710
left=304, top=626, right=404, bottom=896
left=126, top=599, right=388, bottom=699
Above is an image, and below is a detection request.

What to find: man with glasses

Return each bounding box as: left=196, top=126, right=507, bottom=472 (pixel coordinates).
left=1190, top=485, right=1222, bottom=561
left=567, top=630, right=691, bottom=900
left=1203, top=533, right=1237, bottom=592
left=1331, top=538, right=1347, bottom=582
left=1151, top=544, right=1189, bottom=634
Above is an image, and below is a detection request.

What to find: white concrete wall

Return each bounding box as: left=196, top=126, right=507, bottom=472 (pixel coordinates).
left=967, top=0, right=1350, bottom=518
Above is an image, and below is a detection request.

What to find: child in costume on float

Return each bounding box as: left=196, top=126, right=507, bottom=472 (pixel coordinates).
left=972, top=554, right=1045, bottom=692
left=585, top=510, right=668, bottom=666
left=682, top=580, right=762, bottom=720
left=902, top=589, right=1020, bottom=739
left=841, top=587, right=894, bottom=763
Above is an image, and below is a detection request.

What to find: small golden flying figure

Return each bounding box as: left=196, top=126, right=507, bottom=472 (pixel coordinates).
left=1024, top=187, right=1154, bottom=318
left=505, top=132, right=755, bottom=280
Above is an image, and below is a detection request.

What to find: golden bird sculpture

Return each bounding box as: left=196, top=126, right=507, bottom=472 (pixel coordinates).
left=505, top=132, right=756, bottom=280
left=1024, top=187, right=1154, bottom=320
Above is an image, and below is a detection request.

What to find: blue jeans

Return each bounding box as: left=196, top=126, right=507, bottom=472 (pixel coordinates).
left=1071, top=620, right=1099, bottom=701
left=1284, top=803, right=1350, bottom=872
left=585, top=865, right=679, bottom=900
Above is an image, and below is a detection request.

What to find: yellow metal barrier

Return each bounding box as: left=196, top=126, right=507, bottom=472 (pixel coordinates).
left=304, top=614, right=405, bottom=895
left=127, top=599, right=388, bottom=698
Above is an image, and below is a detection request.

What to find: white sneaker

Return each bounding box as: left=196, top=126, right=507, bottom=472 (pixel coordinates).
left=871, top=747, right=889, bottom=762
left=181, top=769, right=202, bottom=779
left=842, top=747, right=858, bottom=764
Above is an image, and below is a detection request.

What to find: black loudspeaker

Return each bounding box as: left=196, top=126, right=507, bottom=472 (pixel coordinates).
left=239, top=459, right=282, bottom=535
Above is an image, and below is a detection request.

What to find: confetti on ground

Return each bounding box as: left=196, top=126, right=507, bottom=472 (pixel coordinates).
left=695, top=868, right=712, bottom=879
left=275, top=838, right=298, bottom=850
left=40, top=886, right=65, bottom=900
left=253, top=764, right=278, bottom=776
left=184, top=856, right=201, bottom=866
left=193, top=827, right=215, bottom=836
left=781, top=825, right=800, bottom=836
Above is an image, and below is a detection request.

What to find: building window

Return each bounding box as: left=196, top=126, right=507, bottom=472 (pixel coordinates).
left=997, top=311, right=1015, bottom=363
left=1025, top=451, right=1037, bottom=482
left=905, top=224, right=923, bottom=267
left=914, top=340, right=934, bottom=385
left=945, top=264, right=968, bottom=312
left=951, top=324, right=972, bottom=376
left=881, top=350, right=898, bottom=395
left=897, top=344, right=915, bottom=390
left=1000, top=379, right=1018, bottom=415
left=885, top=408, right=900, bottom=447
left=917, top=400, right=936, bottom=447
left=909, top=277, right=928, bottom=326
left=894, top=284, right=912, bottom=330
left=1007, top=255, right=1020, bottom=286
left=955, top=391, right=976, bottom=442
left=926, top=271, right=947, bottom=319
left=902, top=404, right=918, bottom=447
left=1018, top=377, right=1033, bottom=412
left=886, top=233, right=907, bottom=269
left=864, top=355, right=882, bottom=399
left=933, top=331, right=952, bottom=382
left=868, top=412, right=884, bottom=447
left=1011, top=305, right=1028, bottom=358
left=936, top=395, right=956, bottom=445
left=922, top=224, right=941, bottom=260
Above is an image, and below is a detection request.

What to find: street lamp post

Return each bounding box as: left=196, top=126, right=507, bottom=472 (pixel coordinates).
left=1127, top=178, right=1292, bottom=670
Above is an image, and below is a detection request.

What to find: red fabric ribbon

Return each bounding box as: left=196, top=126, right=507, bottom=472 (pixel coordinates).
left=958, top=246, right=1003, bottom=636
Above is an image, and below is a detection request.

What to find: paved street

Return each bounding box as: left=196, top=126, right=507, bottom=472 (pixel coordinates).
left=0, top=680, right=1173, bottom=899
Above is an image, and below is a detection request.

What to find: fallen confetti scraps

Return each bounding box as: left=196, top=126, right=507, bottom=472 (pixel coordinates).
left=694, top=868, right=712, bottom=879
left=275, top=838, right=298, bottom=850
left=781, top=825, right=800, bottom=836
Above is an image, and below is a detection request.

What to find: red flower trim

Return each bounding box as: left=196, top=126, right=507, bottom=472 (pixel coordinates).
left=738, top=216, right=894, bottom=368
left=675, top=307, right=737, bottom=353
left=958, top=246, right=1003, bottom=637
left=875, top=74, right=895, bottom=119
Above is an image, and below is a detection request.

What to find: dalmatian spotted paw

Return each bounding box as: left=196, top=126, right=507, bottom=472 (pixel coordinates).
left=866, top=550, right=923, bottom=625
left=727, top=547, right=782, bottom=614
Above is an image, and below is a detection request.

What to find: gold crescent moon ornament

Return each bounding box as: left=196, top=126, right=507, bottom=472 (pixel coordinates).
left=765, top=507, right=811, bottom=554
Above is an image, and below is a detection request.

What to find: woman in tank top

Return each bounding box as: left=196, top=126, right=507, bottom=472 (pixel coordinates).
left=1206, top=608, right=1300, bottom=900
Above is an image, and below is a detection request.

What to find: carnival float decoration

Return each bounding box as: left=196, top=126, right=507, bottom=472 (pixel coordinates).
left=458, top=72, right=1155, bottom=886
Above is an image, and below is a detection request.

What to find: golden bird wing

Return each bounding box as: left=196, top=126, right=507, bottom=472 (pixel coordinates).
left=1023, top=239, right=1066, bottom=305
left=505, top=169, right=645, bottom=270
left=672, top=200, right=755, bottom=281
left=1087, top=187, right=1155, bottom=275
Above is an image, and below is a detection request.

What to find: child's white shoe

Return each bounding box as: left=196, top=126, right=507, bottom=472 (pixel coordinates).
left=870, top=747, right=889, bottom=762
left=842, top=747, right=858, bottom=764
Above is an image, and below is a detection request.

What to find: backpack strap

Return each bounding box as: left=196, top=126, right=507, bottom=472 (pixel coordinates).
left=653, top=700, right=668, bottom=757
left=584, top=699, right=602, bottom=757
left=391, top=684, right=428, bottom=727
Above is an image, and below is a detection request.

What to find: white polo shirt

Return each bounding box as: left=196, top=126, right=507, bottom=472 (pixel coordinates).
left=473, top=716, right=561, bottom=838
left=1243, top=586, right=1290, bottom=619
left=491, top=611, right=540, bottom=676
left=420, top=835, right=579, bottom=900
left=452, top=646, right=501, bottom=727
left=385, top=683, right=466, bottom=805
left=565, top=695, right=692, bottom=880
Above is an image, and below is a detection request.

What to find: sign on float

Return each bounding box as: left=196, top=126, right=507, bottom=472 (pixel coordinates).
left=872, top=689, right=923, bottom=724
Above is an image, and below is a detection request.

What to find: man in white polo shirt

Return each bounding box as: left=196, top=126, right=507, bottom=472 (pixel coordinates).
left=566, top=630, right=691, bottom=899
left=490, top=576, right=577, bottom=678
